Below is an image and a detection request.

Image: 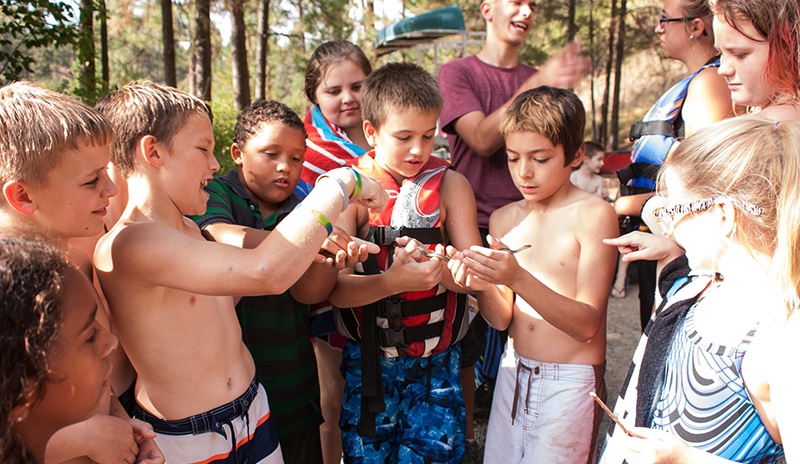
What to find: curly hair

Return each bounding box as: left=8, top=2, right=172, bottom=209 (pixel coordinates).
left=233, top=100, right=305, bottom=147
left=0, top=238, right=68, bottom=464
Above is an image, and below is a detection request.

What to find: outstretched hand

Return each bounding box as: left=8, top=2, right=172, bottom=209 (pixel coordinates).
left=349, top=170, right=388, bottom=213
left=316, top=226, right=378, bottom=269
left=449, top=235, right=524, bottom=289
left=386, top=237, right=446, bottom=293
left=621, top=427, right=693, bottom=464
left=603, top=231, right=683, bottom=264
left=128, top=419, right=165, bottom=464
left=532, top=39, right=591, bottom=90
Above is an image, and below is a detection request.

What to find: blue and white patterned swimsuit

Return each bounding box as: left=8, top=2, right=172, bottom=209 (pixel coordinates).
left=651, top=302, right=784, bottom=462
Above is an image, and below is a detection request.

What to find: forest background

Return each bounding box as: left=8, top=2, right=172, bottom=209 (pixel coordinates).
left=1, top=0, right=686, bottom=173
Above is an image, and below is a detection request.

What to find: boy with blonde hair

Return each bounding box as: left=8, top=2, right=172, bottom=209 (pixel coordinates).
left=450, top=86, right=618, bottom=463
left=0, top=81, right=160, bottom=463
left=329, top=63, right=483, bottom=463
left=93, top=81, right=386, bottom=463
left=191, top=100, right=374, bottom=463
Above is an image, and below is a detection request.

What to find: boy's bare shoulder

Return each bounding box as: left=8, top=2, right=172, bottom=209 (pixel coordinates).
left=440, top=168, right=472, bottom=194
left=488, top=199, right=530, bottom=237
left=97, top=218, right=201, bottom=271
left=570, top=189, right=618, bottom=237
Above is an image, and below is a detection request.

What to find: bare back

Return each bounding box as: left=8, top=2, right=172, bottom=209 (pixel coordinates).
left=490, top=188, right=618, bottom=365
left=95, top=214, right=254, bottom=420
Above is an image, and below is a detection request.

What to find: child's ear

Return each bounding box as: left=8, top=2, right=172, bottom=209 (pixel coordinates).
left=138, top=135, right=164, bottom=169
left=230, top=143, right=244, bottom=167
left=569, top=144, right=586, bottom=169
left=363, top=121, right=379, bottom=148
left=9, top=381, right=37, bottom=425
left=2, top=181, right=37, bottom=215
left=718, top=202, right=737, bottom=238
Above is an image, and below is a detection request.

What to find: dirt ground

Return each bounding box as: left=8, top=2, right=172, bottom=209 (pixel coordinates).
left=464, top=282, right=643, bottom=463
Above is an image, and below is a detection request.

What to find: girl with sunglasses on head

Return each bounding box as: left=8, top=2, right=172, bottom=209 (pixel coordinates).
left=601, top=117, right=800, bottom=463
left=616, top=0, right=733, bottom=332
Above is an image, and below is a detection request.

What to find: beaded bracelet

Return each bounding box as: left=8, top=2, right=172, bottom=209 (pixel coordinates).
left=317, top=173, right=349, bottom=212
left=308, top=208, right=333, bottom=236
left=348, top=167, right=362, bottom=199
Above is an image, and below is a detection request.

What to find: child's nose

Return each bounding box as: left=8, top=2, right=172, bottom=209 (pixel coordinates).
left=100, top=325, right=119, bottom=358
left=717, top=57, right=732, bottom=76
left=208, top=152, right=221, bottom=173
left=101, top=171, right=119, bottom=198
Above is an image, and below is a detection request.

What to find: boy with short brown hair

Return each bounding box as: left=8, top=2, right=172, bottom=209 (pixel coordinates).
left=0, top=81, right=161, bottom=464
left=330, top=62, right=483, bottom=463
left=450, top=86, right=618, bottom=463
left=94, top=81, right=386, bottom=463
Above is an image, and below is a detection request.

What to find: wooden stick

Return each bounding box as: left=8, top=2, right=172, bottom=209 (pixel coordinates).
left=590, top=391, right=630, bottom=436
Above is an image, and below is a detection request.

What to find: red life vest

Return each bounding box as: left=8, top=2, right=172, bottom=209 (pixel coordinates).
left=334, top=152, right=469, bottom=358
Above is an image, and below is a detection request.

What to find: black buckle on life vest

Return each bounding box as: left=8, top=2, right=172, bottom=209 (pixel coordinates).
left=379, top=326, right=408, bottom=347
left=376, top=293, right=448, bottom=320
left=377, top=321, right=445, bottom=348
left=381, top=298, right=404, bottom=329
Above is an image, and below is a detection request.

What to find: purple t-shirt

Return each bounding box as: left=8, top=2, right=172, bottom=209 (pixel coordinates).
left=438, top=55, right=536, bottom=227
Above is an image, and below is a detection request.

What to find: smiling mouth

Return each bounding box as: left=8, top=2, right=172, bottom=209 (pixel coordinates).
left=512, top=21, right=529, bottom=31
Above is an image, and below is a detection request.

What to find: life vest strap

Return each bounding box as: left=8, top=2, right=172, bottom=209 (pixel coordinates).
left=629, top=120, right=676, bottom=141
left=378, top=320, right=445, bottom=349
left=368, top=225, right=443, bottom=246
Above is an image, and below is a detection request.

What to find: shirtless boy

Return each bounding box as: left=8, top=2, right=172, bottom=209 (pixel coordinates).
left=0, top=81, right=161, bottom=464
left=570, top=140, right=608, bottom=200
left=93, top=81, right=386, bottom=463
left=449, top=86, right=618, bottom=463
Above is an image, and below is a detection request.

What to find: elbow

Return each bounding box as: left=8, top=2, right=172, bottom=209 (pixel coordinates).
left=573, top=317, right=603, bottom=343
left=473, top=143, right=498, bottom=158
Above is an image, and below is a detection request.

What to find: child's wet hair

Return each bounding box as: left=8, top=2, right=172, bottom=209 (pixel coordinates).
left=0, top=238, right=69, bottom=463
left=0, top=81, right=113, bottom=185
left=361, top=62, right=442, bottom=130
left=95, top=80, right=212, bottom=177
left=304, top=40, right=372, bottom=104
left=233, top=100, right=306, bottom=146
left=500, top=86, right=586, bottom=165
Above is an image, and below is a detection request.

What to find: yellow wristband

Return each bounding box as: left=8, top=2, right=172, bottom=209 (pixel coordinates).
left=309, top=208, right=333, bottom=236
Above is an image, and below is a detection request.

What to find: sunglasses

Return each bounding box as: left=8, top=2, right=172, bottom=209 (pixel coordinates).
left=651, top=196, right=763, bottom=237
left=657, top=15, right=695, bottom=28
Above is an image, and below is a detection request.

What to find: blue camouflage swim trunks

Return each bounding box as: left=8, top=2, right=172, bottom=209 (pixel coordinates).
left=340, top=341, right=465, bottom=463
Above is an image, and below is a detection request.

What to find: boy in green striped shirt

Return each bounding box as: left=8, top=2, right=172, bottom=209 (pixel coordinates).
left=192, top=100, right=373, bottom=463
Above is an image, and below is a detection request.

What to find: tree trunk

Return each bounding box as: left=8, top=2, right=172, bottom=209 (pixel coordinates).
left=567, top=0, right=577, bottom=41
left=254, top=0, right=270, bottom=101
left=161, top=0, right=177, bottom=87
left=77, top=0, right=96, bottom=103
left=296, top=0, right=305, bottom=52
left=229, top=0, right=251, bottom=109
left=99, top=0, right=109, bottom=94
left=599, top=0, right=617, bottom=147
left=610, top=0, right=627, bottom=150
left=588, top=0, right=596, bottom=140
left=193, top=0, right=212, bottom=101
